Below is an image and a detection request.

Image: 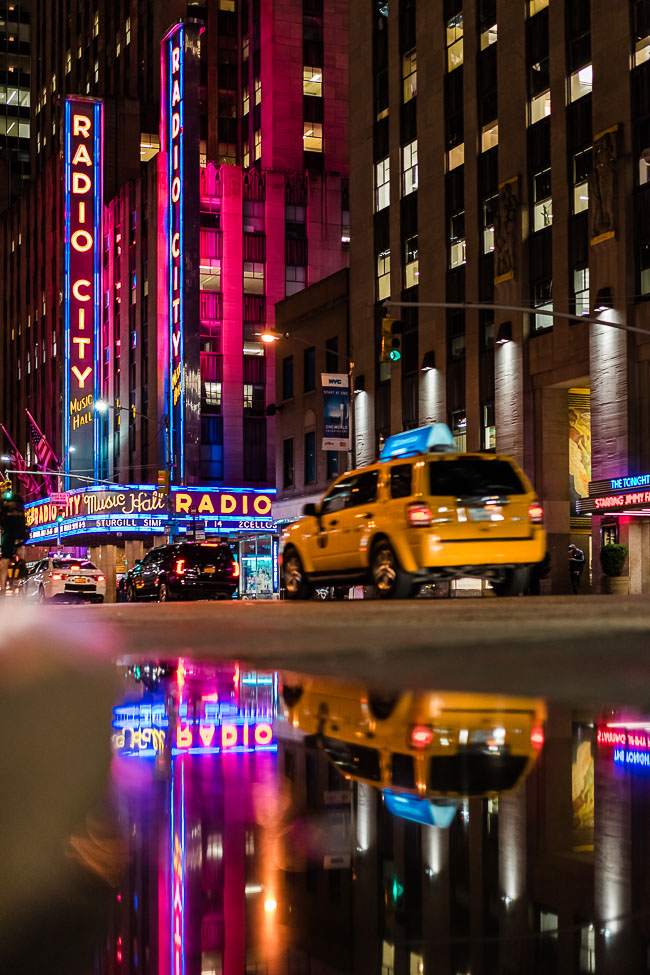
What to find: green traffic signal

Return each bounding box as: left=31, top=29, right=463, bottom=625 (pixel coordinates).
left=389, top=349, right=401, bottom=361
left=56, top=514, right=64, bottom=524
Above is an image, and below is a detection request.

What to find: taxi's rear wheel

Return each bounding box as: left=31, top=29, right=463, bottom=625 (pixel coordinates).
left=370, top=539, right=415, bottom=599
left=283, top=548, right=314, bottom=600
left=492, top=566, right=530, bottom=597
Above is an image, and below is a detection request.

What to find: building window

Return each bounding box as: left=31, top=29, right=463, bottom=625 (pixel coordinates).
left=446, top=13, right=464, bottom=71
left=203, top=382, right=222, bottom=408
left=286, top=265, right=306, bottom=296
left=377, top=249, right=391, bottom=301
left=125, top=16, right=131, bottom=44
left=450, top=410, right=467, bottom=452
left=254, top=129, right=262, bottom=159
left=529, top=89, right=551, bottom=125
left=243, top=261, right=264, bottom=294
left=303, top=66, right=323, bottom=96
left=93, top=12, right=99, bottom=37
left=483, top=403, right=495, bottom=450
left=242, top=84, right=249, bottom=115
left=66, top=50, right=71, bottom=73
left=449, top=212, right=466, bottom=267
left=482, top=194, right=497, bottom=253
left=579, top=924, right=595, bottom=973
left=532, top=168, right=552, bottom=231
left=243, top=139, right=250, bottom=167
left=404, top=236, right=419, bottom=288
left=402, top=49, right=417, bottom=103
left=282, top=356, right=294, bottom=399
left=532, top=278, right=553, bottom=331
left=243, top=383, right=265, bottom=412
left=573, top=267, right=590, bottom=317
left=283, top=438, right=294, bottom=488
left=573, top=147, right=591, bottom=212
left=200, top=264, right=222, bottom=292
left=447, top=143, right=464, bottom=170
left=375, top=157, right=390, bottom=211
left=326, top=451, right=339, bottom=480
left=254, top=76, right=262, bottom=105
left=304, top=431, right=316, bottom=485
left=568, top=64, right=592, bottom=102
left=304, top=346, right=316, bottom=392
left=301, top=122, right=321, bottom=153
left=640, top=240, right=650, bottom=295
left=402, top=139, right=418, bottom=196
left=632, top=0, right=650, bottom=66
left=528, top=0, right=549, bottom=14
left=481, top=120, right=498, bottom=152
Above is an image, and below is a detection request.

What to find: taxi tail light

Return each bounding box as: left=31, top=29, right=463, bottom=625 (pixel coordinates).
left=531, top=726, right=545, bottom=749
left=528, top=504, right=544, bottom=523
left=51, top=573, right=64, bottom=581
left=406, top=503, right=433, bottom=527
left=410, top=725, right=434, bottom=748
left=232, top=562, right=240, bottom=578
left=97, top=574, right=105, bottom=583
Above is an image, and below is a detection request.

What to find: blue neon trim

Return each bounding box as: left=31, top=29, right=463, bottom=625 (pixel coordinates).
left=171, top=487, right=277, bottom=496
left=93, top=101, right=102, bottom=482
left=179, top=26, right=185, bottom=483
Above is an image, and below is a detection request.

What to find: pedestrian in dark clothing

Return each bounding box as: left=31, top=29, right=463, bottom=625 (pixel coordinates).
left=569, top=544, right=585, bottom=594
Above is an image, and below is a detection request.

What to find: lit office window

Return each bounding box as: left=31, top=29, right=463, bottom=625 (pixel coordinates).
left=254, top=76, right=261, bottom=104
left=529, top=0, right=549, bottom=14
left=447, top=143, right=464, bottom=170
left=376, top=249, right=391, bottom=301
left=446, top=13, right=463, bottom=71
left=573, top=268, right=590, bottom=317
left=532, top=168, right=552, bottom=231
left=573, top=147, right=591, bottom=212
left=303, top=66, right=323, bottom=96
left=481, top=120, right=498, bottom=152
left=449, top=212, right=466, bottom=268
left=568, top=64, right=592, bottom=102
left=254, top=128, right=262, bottom=160
left=243, top=262, right=265, bottom=294
left=375, top=157, right=390, bottom=211
left=303, top=122, right=323, bottom=152
left=402, top=49, right=417, bottom=103
left=242, top=84, right=249, bottom=115
left=529, top=89, right=551, bottom=125
left=404, top=236, right=419, bottom=288
left=402, top=139, right=418, bottom=195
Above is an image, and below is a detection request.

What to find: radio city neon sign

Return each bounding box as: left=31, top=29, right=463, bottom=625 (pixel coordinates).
left=164, top=26, right=185, bottom=481
left=174, top=489, right=273, bottom=518
left=64, top=97, right=102, bottom=481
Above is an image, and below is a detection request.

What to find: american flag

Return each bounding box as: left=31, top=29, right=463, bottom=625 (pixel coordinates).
left=1, top=425, right=40, bottom=498
left=26, top=410, right=57, bottom=494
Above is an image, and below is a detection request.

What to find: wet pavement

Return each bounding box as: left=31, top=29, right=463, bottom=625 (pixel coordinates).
left=2, top=602, right=650, bottom=974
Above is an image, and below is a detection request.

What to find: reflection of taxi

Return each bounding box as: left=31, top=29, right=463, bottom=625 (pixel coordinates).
left=280, top=675, right=546, bottom=800
left=281, top=424, right=545, bottom=599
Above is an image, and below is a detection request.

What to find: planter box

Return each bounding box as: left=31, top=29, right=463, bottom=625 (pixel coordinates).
left=601, top=575, right=629, bottom=595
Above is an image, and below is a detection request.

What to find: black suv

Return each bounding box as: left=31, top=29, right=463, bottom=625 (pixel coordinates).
left=125, top=542, right=239, bottom=602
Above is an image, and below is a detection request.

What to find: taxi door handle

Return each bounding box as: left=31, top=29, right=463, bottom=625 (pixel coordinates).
left=329, top=519, right=339, bottom=526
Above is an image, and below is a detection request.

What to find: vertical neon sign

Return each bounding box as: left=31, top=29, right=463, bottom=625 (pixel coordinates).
left=168, top=29, right=184, bottom=481
left=171, top=758, right=185, bottom=975
left=64, top=97, right=103, bottom=484
left=161, top=21, right=202, bottom=485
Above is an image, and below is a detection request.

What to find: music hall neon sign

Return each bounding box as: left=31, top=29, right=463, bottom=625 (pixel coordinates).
left=163, top=25, right=185, bottom=482
left=598, top=724, right=650, bottom=769
left=64, top=97, right=102, bottom=484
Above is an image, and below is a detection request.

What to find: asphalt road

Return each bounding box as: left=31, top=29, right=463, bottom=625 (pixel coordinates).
left=27, top=594, right=650, bottom=710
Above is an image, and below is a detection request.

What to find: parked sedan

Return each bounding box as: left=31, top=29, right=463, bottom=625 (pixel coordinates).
left=23, top=556, right=106, bottom=603
left=125, top=542, right=240, bottom=602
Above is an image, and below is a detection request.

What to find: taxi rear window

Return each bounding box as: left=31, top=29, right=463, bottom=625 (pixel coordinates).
left=321, top=738, right=382, bottom=782
left=428, top=458, right=524, bottom=497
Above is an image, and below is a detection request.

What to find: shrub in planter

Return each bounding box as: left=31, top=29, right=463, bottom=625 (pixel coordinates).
left=599, top=543, right=628, bottom=577
left=600, top=543, right=629, bottom=594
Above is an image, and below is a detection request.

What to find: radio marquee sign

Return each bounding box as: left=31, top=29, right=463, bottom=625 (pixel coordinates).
left=64, top=96, right=103, bottom=483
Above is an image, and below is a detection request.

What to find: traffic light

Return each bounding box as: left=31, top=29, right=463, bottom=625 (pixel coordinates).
left=157, top=469, right=170, bottom=495
left=380, top=317, right=402, bottom=363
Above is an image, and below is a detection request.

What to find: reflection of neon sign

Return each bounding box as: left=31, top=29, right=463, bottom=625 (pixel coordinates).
left=598, top=724, right=650, bottom=769
left=174, top=720, right=275, bottom=754
left=64, top=97, right=103, bottom=484
left=171, top=761, right=185, bottom=975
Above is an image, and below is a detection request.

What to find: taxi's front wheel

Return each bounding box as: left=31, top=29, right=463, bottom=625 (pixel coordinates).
left=282, top=548, right=314, bottom=600
left=370, top=540, right=415, bottom=599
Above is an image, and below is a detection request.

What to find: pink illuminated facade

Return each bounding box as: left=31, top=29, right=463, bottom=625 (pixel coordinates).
left=1, top=0, right=349, bottom=505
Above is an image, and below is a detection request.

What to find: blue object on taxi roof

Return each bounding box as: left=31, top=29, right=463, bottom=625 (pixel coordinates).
left=383, top=790, right=458, bottom=827
left=380, top=423, right=456, bottom=462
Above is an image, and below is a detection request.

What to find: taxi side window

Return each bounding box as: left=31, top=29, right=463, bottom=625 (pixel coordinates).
left=348, top=470, right=379, bottom=508
left=389, top=464, right=412, bottom=499
left=321, top=477, right=354, bottom=514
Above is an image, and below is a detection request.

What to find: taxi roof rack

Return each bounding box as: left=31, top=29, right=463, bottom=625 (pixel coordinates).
left=380, top=423, right=456, bottom=462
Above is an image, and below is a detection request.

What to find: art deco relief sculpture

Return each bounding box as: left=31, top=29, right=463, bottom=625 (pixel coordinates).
left=495, top=180, right=518, bottom=280
left=589, top=130, right=616, bottom=240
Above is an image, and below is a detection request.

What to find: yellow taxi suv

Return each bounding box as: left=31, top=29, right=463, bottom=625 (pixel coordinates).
left=280, top=674, right=547, bottom=801
left=281, top=423, right=545, bottom=599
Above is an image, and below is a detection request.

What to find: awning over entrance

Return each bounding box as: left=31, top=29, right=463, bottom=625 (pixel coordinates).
left=25, top=484, right=277, bottom=545
left=577, top=472, right=650, bottom=516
